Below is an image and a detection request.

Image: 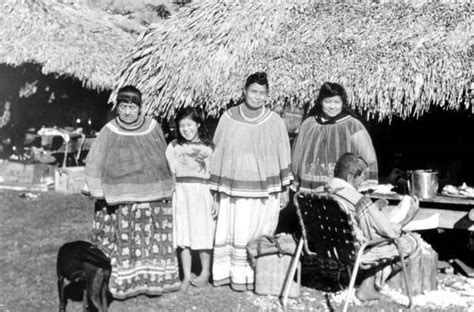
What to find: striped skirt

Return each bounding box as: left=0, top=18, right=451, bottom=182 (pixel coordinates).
left=92, top=200, right=180, bottom=299
left=212, top=193, right=280, bottom=291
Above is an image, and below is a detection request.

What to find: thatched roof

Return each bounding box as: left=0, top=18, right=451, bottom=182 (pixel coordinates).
left=0, top=0, right=145, bottom=91
left=112, top=0, right=471, bottom=120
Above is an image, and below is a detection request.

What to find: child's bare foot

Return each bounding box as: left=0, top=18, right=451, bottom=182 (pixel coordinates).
left=180, top=278, right=191, bottom=292
left=191, top=274, right=210, bottom=288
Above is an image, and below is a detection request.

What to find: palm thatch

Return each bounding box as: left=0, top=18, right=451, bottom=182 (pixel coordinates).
left=113, top=0, right=471, bottom=120
left=0, top=0, right=145, bottom=91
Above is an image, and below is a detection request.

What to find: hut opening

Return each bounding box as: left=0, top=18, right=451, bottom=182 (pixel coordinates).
left=0, top=63, right=109, bottom=161
left=368, top=107, right=474, bottom=187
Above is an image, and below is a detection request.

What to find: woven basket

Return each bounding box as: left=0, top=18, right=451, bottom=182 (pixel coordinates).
left=255, top=253, right=301, bottom=298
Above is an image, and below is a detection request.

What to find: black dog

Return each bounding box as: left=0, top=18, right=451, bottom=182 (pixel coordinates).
left=57, top=241, right=111, bottom=312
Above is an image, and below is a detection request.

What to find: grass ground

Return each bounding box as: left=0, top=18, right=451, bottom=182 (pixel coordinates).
left=0, top=189, right=469, bottom=311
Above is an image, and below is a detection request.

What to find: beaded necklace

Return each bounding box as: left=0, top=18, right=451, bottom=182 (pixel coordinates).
left=239, top=104, right=266, bottom=122
left=115, top=115, right=145, bottom=131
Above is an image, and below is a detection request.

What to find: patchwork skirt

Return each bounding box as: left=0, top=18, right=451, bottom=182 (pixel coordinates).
left=92, top=199, right=180, bottom=299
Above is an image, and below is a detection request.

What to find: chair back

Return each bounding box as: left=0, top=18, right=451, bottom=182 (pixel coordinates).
left=294, top=191, right=360, bottom=267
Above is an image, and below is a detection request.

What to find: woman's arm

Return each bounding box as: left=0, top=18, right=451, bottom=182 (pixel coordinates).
left=211, top=191, right=219, bottom=219
left=290, top=118, right=313, bottom=191
left=352, top=128, right=378, bottom=187
left=83, top=127, right=109, bottom=198
left=164, top=142, right=177, bottom=175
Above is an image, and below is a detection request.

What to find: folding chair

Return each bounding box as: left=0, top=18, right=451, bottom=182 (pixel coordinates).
left=281, top=191, right=412, bottom=311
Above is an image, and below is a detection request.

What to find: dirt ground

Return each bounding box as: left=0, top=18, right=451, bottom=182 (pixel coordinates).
left=0, top=189, right=471, bottom=311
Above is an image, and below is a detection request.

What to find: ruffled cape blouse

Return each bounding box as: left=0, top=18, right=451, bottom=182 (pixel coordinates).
left=210, top=106, right=293, bottom=197
left=83, top=117, right=174, bottom=205
left=292, top=114, right=378, bottom=192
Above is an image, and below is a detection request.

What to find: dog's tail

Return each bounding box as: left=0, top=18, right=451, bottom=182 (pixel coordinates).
left=83, top=245, right=111, bottom=270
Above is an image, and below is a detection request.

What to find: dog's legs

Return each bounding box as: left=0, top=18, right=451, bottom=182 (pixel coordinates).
left=100, top=269, right=110, bottom=312
left=58, top=276, right=66, bottom=312
left=86, top=268, right=104, bottom=312
left=82, top=286, right=88, bottom=312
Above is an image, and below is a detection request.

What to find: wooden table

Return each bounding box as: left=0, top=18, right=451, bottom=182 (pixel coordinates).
left=35, top=134, right=95, bottom=166
left=369, top=193, right=474, bottom=231
left=371, top=193, right=474, bottom=276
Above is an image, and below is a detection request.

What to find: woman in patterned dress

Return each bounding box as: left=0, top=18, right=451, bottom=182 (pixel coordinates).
left=83, top=85, right=180, bottom=299
left=210, top=72, right=293, bottom=291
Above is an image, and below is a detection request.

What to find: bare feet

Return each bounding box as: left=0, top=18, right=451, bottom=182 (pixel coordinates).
left=191, top=274, right=210, bottom=288
left=180, top=278, right=191, bottom=292
left=356, top=287, right=391, bottom=302
left=356, top=274, right=391, bottom=302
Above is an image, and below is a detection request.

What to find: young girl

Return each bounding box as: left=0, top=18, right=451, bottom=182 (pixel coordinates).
left=166, top=107, right=215, bottom=291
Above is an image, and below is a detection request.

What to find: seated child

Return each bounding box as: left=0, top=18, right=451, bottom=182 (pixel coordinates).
left=324, top=153, right=422, bottom=302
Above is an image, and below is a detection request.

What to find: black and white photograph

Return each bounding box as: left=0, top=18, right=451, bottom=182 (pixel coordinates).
left=0, top=0, right=472, bottom=311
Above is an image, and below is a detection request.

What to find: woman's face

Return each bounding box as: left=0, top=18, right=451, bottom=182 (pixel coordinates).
left=321, top=96, right=343, bottom=118
left=117, top=102, right=140, bottom=124
left=179, top=117, right=200, bottom=143
left=244, top=83, right=268, bottom=109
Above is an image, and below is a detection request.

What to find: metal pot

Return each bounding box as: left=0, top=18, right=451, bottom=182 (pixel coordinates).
left=408, top=169, right=439, bottom=199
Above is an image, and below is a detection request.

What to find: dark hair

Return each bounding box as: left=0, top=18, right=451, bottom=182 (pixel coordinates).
left=175, top=106, right=214, bottom=148
left=334, top=153, right=368, bottom=181
left=245, top=72, right=269, bottom=90
left=307, top=82, right=350, bottom=117
left=117, top=85, right=142, bottom=107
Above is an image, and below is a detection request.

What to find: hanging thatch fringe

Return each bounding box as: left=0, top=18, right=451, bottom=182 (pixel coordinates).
left=112, top=0, right=471, bottom=120
left=0, top=0, right=144, bottom=91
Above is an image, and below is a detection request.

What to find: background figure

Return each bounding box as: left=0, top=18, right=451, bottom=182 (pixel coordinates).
left=165, top=107, right=215, bottom=291
left=210, top=72, right=293, bottom=291
left=83, top=85, right=180, bottom=299
left=292, top=82, right=378, bottom=192
left=326, top=153, right=422, bottom=302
